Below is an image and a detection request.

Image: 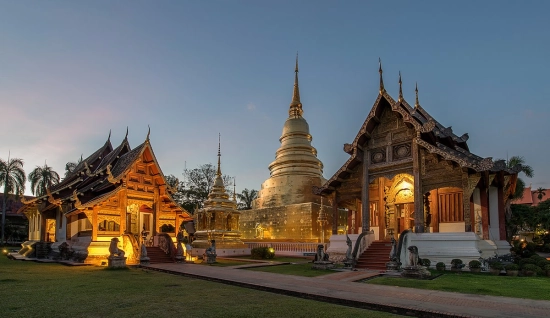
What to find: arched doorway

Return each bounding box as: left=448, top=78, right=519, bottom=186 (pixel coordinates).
left=384, top=174, right=415, bottom=239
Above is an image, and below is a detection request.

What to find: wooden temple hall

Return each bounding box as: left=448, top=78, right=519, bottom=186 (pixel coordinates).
left=18, top=129, right=192, bottom=265
left=315, top=61, right=521, bottom=245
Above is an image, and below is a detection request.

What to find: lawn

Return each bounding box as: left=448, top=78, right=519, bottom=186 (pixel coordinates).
left=0, top=256, right=401, bottom=318
left=245, top=262, right=336, bottom=277
left=365, top=271, right=550, bottom=301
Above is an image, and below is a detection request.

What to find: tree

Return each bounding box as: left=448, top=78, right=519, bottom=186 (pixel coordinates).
left=502, top=156, right=533, bottom=242
left=28, top=164, right=60, bottom=196
left=535, top=187, right=546, bottom=201
left=237, top=188, right=258, bottom=210
left=506, top=156, right=534, bottom=200
left=167, top=164, right=233, bottom=214
left=0, top=156, right=26, bottom=244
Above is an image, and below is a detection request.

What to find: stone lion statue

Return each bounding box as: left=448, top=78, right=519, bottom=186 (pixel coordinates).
left=109, top=237, right=125, bottom=258
left=314, top=244, right=329, bottom=262
left=408, top=245, right=419, bottom=267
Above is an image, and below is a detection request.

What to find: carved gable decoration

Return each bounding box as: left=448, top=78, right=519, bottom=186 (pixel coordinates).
left=393, top=143, right=411, bottom=161
left=370, top=147, right=386, bottom=164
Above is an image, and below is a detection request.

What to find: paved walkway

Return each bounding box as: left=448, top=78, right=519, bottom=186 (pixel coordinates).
left=144, top=262, right=550, bottom=318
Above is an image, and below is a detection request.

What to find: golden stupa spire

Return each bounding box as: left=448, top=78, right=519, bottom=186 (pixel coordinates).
left=216, top=133, right=222, bottom=177
left=289, top=52, right=303, bottom=118
left=398, top=71, right=403, bottom=102
left=233, top=177, right=237, bottom=202
left=415, top=82, right=419, bottom=109
left=379, top=58, right=385, bottom=93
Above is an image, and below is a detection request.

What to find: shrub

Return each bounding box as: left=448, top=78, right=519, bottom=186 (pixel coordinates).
left=537, top=259, right=550, bottom=269
left=436, top=262, right=446, bottom=270
left=251, top=247, right=275, bottom=259
left=543, top=243, right=550, bottom=253
left=468, top=260, right=482, bottom=269
left=505, top=263, right=519, bottom=271
left=519, top=258, right=536, bottom=269
left=545, top=264, right=550, bottom=272
left=530, top=254, right=544, bottom=261
left=451, top=259, right=463, bottom=268
left=522, top=264, right=543, bottom=276
left=490, top=262, right=504, bottom=270
left=420, top=258, right=431, bottom=267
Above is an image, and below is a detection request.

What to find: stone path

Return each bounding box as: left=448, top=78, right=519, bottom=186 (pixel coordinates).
left=144, top=262, right=550, bottom=318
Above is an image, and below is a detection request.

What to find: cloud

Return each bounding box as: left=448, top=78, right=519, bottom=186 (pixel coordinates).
left=246, top=102, right=256, bottom=111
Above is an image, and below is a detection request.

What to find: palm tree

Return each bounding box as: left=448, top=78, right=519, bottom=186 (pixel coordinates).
left=535, top=187, right=546, bottom=201
left=237, top=188, right=258, bottom=210
left=0, top=156, right=26, bottom=244
left=506, top=156, right=534, bottom=200
left=28, top=164, right=60, bottom=197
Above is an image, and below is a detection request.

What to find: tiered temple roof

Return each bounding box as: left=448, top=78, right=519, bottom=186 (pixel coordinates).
left=316, top=60, right=521, bottom=194
left=20, top=130, right=190, bottom=220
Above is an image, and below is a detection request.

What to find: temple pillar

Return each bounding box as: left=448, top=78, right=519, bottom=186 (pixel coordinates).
left=331, top=193, right=338, bottom=235
left=497, top=185, right=506, bottom=240
left=361, top=148, right=370, bottom=232
left=92, top=206, right=99, bottom=241
left=462, top=172, right=472, bottom=232
left=119, top=189, right=127, bottom=235
left=378, top=178, right=386, bottom=240
left=479, top=187, right=490, bottom=240
left=154, top=188, right=160, bottom=235
left=413, top=136, right=424, bottom=233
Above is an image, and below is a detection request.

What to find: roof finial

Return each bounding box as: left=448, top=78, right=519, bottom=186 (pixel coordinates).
left=217, top=133, right=221, bottom=177
left=146, top=125, right=150, bottom=142
left=108, top=129, right=111, bottom=142
left=378, top=58, right=385, bottom=93
left=398, top=71, right=403, bottom=102
left=415, top=82, right=419, bottom=108
left=125, top=126, right=129, bottom=139
left=233, top=177, right=237, bottom=202
left=289, top=52, right=303, bottom=118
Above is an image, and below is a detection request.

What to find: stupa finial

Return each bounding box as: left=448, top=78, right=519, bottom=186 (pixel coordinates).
left=398, top=71, right=403, bottom=102
left=217, top=133, right=221, bottom=177
left=233, top=177, right=237, bottom=202
left=379, top=58, right=385, bottom=93
left=415, top=82, right=419, bottom=108
left=289, top=52, right=303, bottom=118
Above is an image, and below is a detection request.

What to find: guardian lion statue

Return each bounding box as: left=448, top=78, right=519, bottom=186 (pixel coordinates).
left=408, top=245, right=419, bottom=267
left=109, top=237, right=125, bottom=258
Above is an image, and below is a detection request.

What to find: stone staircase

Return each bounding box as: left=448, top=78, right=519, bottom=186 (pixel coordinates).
left=145, top=246, right=173, bottom=264
left=355, top=240, right=392, bottom=270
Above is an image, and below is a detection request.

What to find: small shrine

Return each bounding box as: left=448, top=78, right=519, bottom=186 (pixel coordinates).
left=191, top=136, right=249, bottom=258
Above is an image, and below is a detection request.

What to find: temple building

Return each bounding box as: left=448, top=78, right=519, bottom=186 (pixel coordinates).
left=18, top=130, right=192, bottom=265
left=316, top=61, right=521, bottom=266
left=191, top=137, right=248, bottom=256
left=239, top=57, right=332, bottom=242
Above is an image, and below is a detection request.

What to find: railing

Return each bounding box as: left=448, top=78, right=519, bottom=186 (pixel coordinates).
left=351, top=230, right=375, bottom=269
left=245, top=242, right=327, bottom=255
left=157, top=233, right=177, bottom=261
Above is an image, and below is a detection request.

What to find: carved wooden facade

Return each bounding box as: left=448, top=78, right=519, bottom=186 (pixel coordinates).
left=20, top=133, right=192, bottom=262
left=315, top=71, right=521, bottom=241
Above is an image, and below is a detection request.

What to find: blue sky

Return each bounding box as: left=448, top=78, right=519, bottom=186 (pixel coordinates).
left=1, top=0, right=549, bottom=196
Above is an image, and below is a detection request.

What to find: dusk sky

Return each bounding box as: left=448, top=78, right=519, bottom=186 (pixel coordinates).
left=1, top=1, right=549, bottom=196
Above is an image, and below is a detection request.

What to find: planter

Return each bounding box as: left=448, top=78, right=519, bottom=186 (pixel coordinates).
left=436, top=266, right=445, bottom=272
left=451, top=267, right=462, bottom=273
left=469, top=268, right=481, bottom=273
left=490, top=269, right=501, bottom=275
left=506, top=270, right=518, bottom=277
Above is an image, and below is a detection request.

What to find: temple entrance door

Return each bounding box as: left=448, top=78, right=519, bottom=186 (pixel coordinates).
left=396, top=203, right=415, bottom=234
left=139, top=212, right=153, bottom=244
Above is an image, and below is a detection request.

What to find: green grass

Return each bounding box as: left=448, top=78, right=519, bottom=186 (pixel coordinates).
left=245, top=262, right=335, bottom=277
left=0, top=256, right=401, bottom=318
left=365, top=270, right=550, bottom=301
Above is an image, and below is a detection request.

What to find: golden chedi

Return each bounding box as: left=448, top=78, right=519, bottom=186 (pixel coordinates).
left=239, top=57, right=331, bottom=241
left=192, top=137, right=248, bottom=256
